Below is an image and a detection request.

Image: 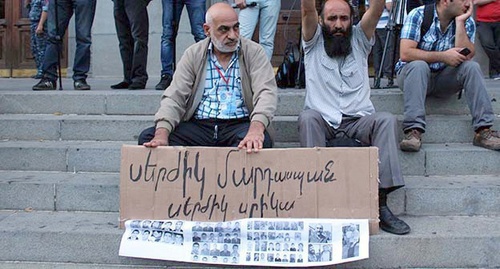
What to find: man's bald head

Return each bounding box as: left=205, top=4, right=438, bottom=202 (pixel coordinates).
left=203, top=2, right=240, bottom=54
left=205, top=2, right=238, bottom=26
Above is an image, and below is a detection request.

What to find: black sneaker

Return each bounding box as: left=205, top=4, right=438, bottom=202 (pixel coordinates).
left=32, top=78, right=56, bottom=91
left=155, top=74, right=172, bottom=91
left=74, top=79, right=91, bottom=91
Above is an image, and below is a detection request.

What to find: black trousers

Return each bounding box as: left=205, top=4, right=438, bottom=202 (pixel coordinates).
left=113, top=0, right=149, bottom=85
left=138, top=118, right=273, bottom=148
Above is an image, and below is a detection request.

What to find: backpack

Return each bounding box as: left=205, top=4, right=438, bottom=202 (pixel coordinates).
left=275, top=41, right=305, bottom=89
left=420, top=3, right=435, bottom=40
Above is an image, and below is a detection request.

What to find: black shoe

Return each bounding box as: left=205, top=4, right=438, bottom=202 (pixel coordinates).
left=385, top=78, right=394, bottom=88
left=379, top=206, right=411, bottom=235
left=31, top=73, right=43, bottom=79
left=74, top=79, right=91, bottom=91
left=32, top=78, right=56, bottom=91
left=110, top=81, right=130, bottom=89
left=155, top=74, right=172, bottom=91
left=128, top=81, right=146, bottom=90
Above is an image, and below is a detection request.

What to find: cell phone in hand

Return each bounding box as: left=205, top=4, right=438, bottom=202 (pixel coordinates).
left=459, top=47, right=471, bottom=56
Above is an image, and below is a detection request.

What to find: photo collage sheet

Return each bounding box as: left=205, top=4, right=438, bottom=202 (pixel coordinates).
left=119, top=218, right=369, bottom=266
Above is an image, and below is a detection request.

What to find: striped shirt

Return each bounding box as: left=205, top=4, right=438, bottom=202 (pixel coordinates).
left=303, top=24, right=375, bottom=129
left=395, top=5, right=475, bottom=72
left=365, top=0, right=392, bottom=29
left=194, top=43, right=249, bottom=120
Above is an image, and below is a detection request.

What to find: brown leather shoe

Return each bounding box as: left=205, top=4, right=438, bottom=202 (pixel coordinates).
left=400, top=129, right=422, bottom=152
left=473, top=128, right=500, bottom=151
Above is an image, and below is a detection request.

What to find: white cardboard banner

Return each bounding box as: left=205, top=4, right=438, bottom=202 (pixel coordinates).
left=119, top=218, right=369, bottom=266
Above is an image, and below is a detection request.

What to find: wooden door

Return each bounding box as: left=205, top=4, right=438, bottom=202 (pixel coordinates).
left=0, top=0, right=67, bottom=78
left=0, top=0, right=9, bottom=76
left=11, top=0, right=34, bottom=77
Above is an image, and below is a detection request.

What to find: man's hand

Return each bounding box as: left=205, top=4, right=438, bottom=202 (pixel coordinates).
left=143, top=128, right=169, bottom=148
left=36, top=25, right=44, bottom=35
left=456, top=0, right=473, bottom=23
left=441, top=48, right=468, bottom=67
left=238, top=121, right=266, bottom=153
left=235, top=0, right=247, bottom=9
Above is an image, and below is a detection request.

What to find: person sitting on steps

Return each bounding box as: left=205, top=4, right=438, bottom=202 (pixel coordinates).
left=396, top=0, right=500, bottom=152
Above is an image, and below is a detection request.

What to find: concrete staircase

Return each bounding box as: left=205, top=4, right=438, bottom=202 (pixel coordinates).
left=0, top=78, right=499, bottom=268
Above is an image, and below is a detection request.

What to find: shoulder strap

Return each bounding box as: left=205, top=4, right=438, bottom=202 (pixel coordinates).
left=420, top=3, right=435, bottom=39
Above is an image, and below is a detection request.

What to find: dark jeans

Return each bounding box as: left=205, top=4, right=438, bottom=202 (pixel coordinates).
left=477, top=21, right=500, bottom=76
left=138, top=119, right=273, bottom=148
left=43, top=0, right=96, bottom=81
left=161, top=0, right=206, bottom=76
left=113, top=0, right=150, bottom=85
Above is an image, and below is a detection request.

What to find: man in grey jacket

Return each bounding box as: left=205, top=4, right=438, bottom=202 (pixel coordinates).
left=139, top=2, right=277, bottom=153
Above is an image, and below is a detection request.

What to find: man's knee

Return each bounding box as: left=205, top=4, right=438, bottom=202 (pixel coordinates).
left=460, top=60, right=481, bottom=74
left=376, top=112, right=397, bottom=125
left=405, top=60, right=431, bottom=73
left=298, top=109, right=322, bottom=127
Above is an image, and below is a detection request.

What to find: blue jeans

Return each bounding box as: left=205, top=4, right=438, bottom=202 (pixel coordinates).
left=42, top=0, right=96, bottom=81
left=161, top=0, right=206, bottom=76
left=238, top=0, right=281, bottom=60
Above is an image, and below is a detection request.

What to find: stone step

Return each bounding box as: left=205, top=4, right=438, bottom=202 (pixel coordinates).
left=1, top=114, right=499, bottom=144
left=0, top=210, right=498, bottom=268
left=1, top=85, right=499, bottom=116
left=0, top=262, right=169, bottom=269
left=0, top=141, right=498, bottom=175
left=1, top=171, right=499, bottom=217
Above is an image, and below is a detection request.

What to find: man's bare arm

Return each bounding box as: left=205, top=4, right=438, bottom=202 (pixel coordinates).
left=301, top=0, right=319, bottom=42
left=399, top=39, right=468, bottom=67
left=360, top=0, right=385, bottom=40
left=454, top=0, right=475, bottom=58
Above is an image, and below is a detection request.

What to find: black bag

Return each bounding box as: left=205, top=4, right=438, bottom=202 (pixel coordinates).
left=275, top=41, right=305, bottom=89
left=326, top=130, right=367, bottom=147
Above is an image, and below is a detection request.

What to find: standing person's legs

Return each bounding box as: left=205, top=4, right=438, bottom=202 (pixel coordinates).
left=124, top=0, right=149, bottom=88
left=238, top=2, right=259, bottom=40
left=30, top=21, right=41, bottom=76
left=72, top=0, right=96, bottom=82
left=381, top=29, right=395, bottom=81
left=160, top=0, right=184, bottom=77
left=157, top=0, right=184, bottom=90
left=112, top=0, right=134, bottom=86
left=185, top=0, right=206, bottom=42
left=35, top=24, right=48, bottom=77
left=477, top=21, right=500, bottom=78
left=493, top=22, right=500, bottom=76
left=372, top=28, right=384, bottom=79
left=257, top=0, right=280, bottom=60
left=298, top=109, right=336, bottom=147
left=41, top=0, right=72, bottom=81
